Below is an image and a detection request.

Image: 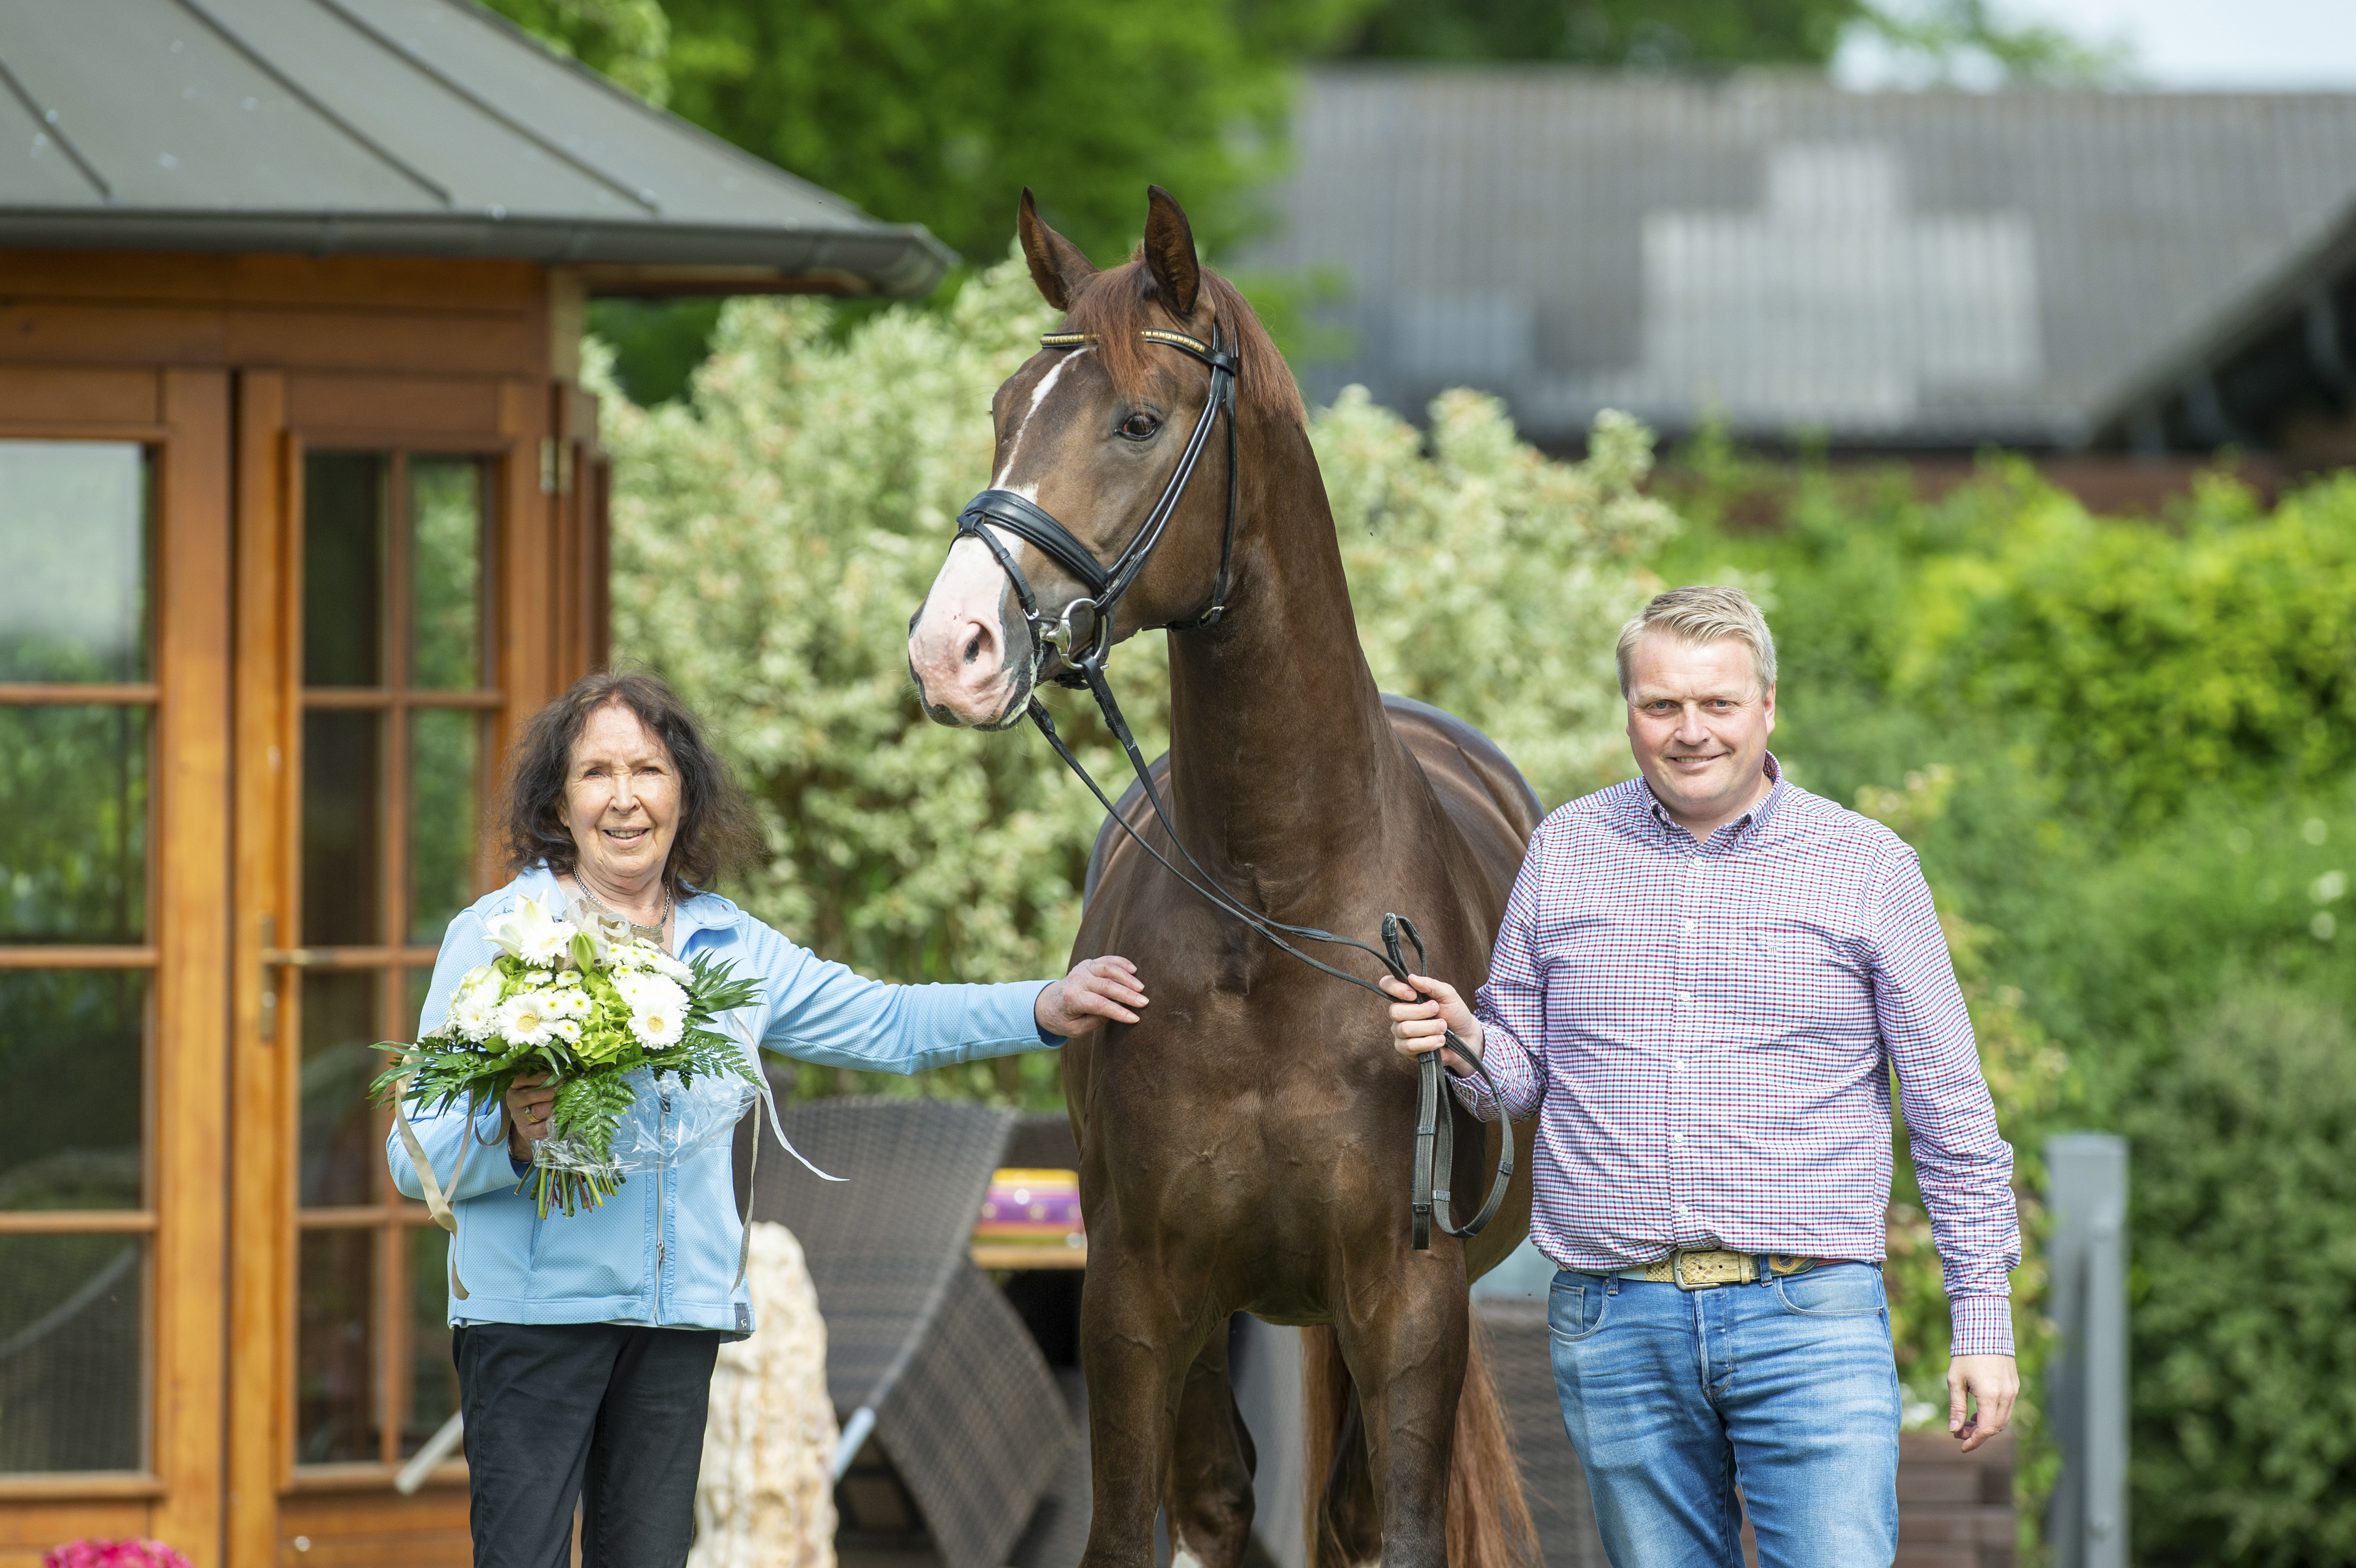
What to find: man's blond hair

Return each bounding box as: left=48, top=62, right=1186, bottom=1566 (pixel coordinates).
left=1615, top=585, right=1777, bottom=700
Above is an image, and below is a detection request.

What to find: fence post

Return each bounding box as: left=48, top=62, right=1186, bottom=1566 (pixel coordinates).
left=2045, top=1132, right=2128, bottom=1568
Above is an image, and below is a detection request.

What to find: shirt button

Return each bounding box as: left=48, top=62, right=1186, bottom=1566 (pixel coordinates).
left=1672, top=1130, right=1685, bottom=1145
left=1676, top=991, right=1692, bottom=1004
left=1671, top=1059, right=1686, bottom=1074
left=1683, top=920, right=1696, bottom=936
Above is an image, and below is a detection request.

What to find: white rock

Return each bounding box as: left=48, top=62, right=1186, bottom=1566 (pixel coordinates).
left=691, top=1221, right=839, bottom=1568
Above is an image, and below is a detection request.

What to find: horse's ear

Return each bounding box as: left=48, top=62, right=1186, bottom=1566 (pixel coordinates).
left=1018, top=188, right=1096, bottom=311
left=1142, top=185, right=1200, bottom=319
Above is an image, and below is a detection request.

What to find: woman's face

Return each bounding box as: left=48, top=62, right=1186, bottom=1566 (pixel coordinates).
left=565, top=700, right=680, bottom=894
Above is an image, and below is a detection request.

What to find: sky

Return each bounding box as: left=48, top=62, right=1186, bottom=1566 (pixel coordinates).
left=1836, top=0, right=2356, bottom=89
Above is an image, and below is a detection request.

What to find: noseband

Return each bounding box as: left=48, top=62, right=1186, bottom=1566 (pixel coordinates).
left=952, top=319, right=1513, bottom=1251
left=955, top=325, right=1241, bottom=679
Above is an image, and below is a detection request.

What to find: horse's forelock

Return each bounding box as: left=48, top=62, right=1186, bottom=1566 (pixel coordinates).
left=1061, top=260, right=1304, bottom=431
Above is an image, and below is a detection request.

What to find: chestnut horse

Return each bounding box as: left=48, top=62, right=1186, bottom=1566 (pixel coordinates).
left=907, top=188, right=1542, bottom=1568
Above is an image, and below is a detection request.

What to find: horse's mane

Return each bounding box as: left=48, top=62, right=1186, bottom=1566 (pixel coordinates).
left=1063, top=257, right=1307, bottom=432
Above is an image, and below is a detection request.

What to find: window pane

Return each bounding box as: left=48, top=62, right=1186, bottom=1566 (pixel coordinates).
left=0, top=705, right=148, bottom=943
left=406, top=1225, right=458, bottom=1458
left=303, top=710, right=382, bottom=947
left=0, top=1234, right=144, bottom=1472
left=300, top=971, right=383, bottom=1210
left=304, top=453, right=385, bottom=688
left=409, top=710, right=480, bottom=944
left=0, top=441, right=149, bottom=683
left=410, top=459, right=486, bottom=690
left=0, top=971, right=144, bottom=1211
left=297, top=1228, right=378, bottom=1465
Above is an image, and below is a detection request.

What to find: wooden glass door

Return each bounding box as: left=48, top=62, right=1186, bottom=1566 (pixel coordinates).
left=223, top=369, right=589, bottom=1566
left=284, top=447, right=502, bottom=1477
left=0, top=368, right=231, bottom=1562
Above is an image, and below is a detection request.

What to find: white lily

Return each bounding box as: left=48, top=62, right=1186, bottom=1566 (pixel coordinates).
left=485, top=895, right=574, bottom=968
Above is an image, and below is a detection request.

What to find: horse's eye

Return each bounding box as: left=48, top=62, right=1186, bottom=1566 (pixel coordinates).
left=1120, top=412, right=1160, bottom=440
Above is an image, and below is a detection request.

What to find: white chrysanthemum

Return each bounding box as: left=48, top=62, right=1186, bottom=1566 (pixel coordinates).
left=628, top=998, right=685, bottom=1048
left=611, top=970, right=686, bottom=1014
left=494, top=989, right=561, bottom=1045
left=551, top=988, right=594, bottom=1021
left=448, top=986, right=500, bottom=1043
left=551, top=1018, right=584, bottom=1045
left=646, top=951, right=692, bottom=985
left=485, top=896, right=572, bottom=968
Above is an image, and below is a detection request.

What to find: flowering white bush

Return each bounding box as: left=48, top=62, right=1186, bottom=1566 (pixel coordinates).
left=603, top=256, right=1676, bottom=1096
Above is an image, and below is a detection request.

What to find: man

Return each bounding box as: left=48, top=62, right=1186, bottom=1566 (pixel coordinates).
left=1384, top=585, right=2018, bottom=1568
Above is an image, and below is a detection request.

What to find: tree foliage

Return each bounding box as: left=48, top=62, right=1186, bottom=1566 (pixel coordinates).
left=600, top=255, right=1675, bottom=1100
left=1335, top=0, right=1856, bottom=67
left=480, top=0, right=673, bottom=103
left=654, top=0, right=1364, bottom=268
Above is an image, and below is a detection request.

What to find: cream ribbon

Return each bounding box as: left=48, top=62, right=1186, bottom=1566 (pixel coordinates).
left=392, top=1071, right=482, bottom=1301
left=732, top=1014, right=841, bottom=1292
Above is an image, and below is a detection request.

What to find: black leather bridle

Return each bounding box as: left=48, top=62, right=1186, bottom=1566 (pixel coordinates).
left=954, top=321, right=1514, bottom=1251
left=956, top=325, right=1243, bottom=676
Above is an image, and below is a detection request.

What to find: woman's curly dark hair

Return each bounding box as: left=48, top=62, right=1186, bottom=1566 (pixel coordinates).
left=501, top=671, right=763, bottom=896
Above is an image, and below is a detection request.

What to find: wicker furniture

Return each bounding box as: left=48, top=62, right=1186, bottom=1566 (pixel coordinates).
left=749, top=1093, right=1074, bottom=1568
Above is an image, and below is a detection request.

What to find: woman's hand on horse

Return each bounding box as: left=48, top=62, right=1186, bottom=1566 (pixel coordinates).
left=1380, top=974, right=1483, bottom=1074
left=505, top=1071, right=557, bottom=1162
left=1037, top=955, right=1150, bottom=1037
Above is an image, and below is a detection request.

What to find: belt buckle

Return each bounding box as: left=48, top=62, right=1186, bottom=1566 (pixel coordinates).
left=1671, top=1249, right=1752, bottom=1290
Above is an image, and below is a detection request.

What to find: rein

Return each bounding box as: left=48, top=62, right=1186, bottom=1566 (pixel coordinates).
left=956, top=322, right=1514, bottom=1250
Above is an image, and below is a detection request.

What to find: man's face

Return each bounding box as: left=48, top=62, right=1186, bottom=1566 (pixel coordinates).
left=1624, top=632, right=1776, bottom=830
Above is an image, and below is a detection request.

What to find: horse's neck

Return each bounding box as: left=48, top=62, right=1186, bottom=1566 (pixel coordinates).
left=1161, top=432, right=1406, bottom=891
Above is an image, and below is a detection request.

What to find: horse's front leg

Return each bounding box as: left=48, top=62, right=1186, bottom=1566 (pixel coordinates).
left=1335, top=1257, right=1469, bottom=1568
left=1077, top=1243, right=1202, bottom=1568
left=1164, top=1320, right=1256, bottom=1568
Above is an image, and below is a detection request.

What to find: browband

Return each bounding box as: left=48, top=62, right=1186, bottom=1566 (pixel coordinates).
left=1040, top=328, right=1230, bottom=371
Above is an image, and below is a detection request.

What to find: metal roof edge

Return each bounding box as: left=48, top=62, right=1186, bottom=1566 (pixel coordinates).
left=0, top=208, right=956, bottom=295
left=2085, top=198, right=2356, bottom=442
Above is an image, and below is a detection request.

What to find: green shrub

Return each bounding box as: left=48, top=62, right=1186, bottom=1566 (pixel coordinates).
left=1890, top=471, right=2356, bottom=832
left=2125, top=984, right=2356, bottom=1566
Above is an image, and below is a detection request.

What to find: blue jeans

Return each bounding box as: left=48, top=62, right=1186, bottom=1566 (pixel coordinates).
left=1547, top=1263, right=1900, bottom=1568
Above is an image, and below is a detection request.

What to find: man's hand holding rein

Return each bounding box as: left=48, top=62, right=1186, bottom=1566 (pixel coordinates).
left=1381, top=972, right=1482, bottom=1076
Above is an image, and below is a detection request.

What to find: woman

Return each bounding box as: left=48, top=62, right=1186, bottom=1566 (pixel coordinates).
left=388, top=672, right=1145, bottom=1568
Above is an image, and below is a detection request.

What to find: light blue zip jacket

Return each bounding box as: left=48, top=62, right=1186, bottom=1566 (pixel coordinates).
left=387, top=867, right=1056, bottom=1332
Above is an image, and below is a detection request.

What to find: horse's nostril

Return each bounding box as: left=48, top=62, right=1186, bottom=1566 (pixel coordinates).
left=963, top=629, right=985, bottom=666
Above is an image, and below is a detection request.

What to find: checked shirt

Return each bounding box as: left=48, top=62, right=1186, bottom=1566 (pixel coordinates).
left=1454, top=755, right=2021, bottom=1356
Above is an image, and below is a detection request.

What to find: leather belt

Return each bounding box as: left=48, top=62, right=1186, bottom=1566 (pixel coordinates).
left=1622, top=1249, right=1822, bottom=1290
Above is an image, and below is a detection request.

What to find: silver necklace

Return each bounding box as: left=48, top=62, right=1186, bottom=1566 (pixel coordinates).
left=575, top=875, right=671, bottom=944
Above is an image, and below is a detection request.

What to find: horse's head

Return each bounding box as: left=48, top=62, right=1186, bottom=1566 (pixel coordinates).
left=908, top=185, right=1263, bottom=729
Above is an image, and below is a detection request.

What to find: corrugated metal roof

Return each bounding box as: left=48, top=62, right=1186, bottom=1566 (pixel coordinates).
left=1248, top=68, right=2356, bottom=446
left=0, top=0, right=954, bottom=295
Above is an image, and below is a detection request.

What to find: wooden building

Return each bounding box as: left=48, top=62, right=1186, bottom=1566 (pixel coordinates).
left=0, top=4, right=949, bottom=1564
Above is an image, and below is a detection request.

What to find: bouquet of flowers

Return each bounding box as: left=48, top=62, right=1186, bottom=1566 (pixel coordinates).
left=373, top=895, right=763, bottom=1218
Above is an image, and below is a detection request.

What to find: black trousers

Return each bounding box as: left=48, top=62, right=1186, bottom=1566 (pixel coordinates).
left=454, top=1322, right=725, bottom=1568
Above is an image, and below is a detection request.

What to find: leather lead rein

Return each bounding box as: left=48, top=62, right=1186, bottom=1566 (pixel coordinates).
left=958, top=321, right=1514, bottom=1250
